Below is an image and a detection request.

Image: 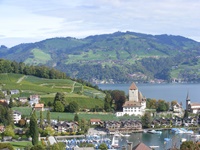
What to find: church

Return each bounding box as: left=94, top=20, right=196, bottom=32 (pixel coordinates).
left=116, top=82, right=146, bottom=117
left=186, top=92, right=200, bottom=114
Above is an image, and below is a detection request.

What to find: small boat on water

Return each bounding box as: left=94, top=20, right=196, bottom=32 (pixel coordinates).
left=148, top=130, right=162, bottom=134
left=171, top=128, right=194, bottom=134
left=181, top=138, right=187, bottom=142
left=111, top=133, right=120, bottom=148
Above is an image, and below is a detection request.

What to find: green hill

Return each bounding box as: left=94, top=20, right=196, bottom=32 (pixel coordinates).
left=0, top=73, right=105, bottom=109
left=1, top=31, right=200, bottom=83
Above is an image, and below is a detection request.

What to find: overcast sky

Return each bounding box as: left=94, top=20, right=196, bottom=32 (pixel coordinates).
left=0, top=0, right=200, bottom=47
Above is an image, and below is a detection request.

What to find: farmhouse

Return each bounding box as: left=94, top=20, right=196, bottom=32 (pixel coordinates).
left=116, top=82, right=146, bottom=117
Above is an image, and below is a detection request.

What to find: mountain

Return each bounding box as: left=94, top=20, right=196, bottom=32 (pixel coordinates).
left=1, top=31, right=200, bottom=83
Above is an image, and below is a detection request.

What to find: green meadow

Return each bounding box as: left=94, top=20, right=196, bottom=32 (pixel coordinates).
left=0, top=73, right=105, bottom=109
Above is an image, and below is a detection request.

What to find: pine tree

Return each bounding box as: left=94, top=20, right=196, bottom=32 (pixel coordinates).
left=39, top=110, right=43, bottom=128
left=8, top=98, right=13, bottom=108
left=30, top=110, right=38, bottom=145
left=74, top=113, right=79, bottom=122
left=47, top=110, right=51, bottom=125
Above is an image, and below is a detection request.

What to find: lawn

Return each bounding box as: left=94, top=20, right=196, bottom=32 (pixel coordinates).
left=10, top=141, right=32, bottom=149
left=12, top=107, right=138, bottom=121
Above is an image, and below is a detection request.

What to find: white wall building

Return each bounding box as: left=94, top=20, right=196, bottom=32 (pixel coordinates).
left=116, top=82, right=146, bottom=117
left=186, top=92, right=200, bottom=114
left=13, top=111, right=21, bottom=124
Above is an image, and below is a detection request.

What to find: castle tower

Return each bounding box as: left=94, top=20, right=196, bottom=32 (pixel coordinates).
left=186, top=92, right=190, bottom=111
left=129, top=82, right=138, bottom=101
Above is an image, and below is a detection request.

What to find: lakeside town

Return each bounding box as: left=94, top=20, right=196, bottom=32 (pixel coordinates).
left=0, top=82, right=200, bottom=150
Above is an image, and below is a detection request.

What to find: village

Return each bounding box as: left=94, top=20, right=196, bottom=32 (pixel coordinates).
left=0, top=82, right=200, bottom=149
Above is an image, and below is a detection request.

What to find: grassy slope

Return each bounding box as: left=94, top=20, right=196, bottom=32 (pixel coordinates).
left=0, top=73, right=105, bottom=108
left=24, top=48, right=52, bottom=65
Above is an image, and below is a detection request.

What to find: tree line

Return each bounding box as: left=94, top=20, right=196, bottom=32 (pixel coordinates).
left=0, top=59, right=67, bottom=79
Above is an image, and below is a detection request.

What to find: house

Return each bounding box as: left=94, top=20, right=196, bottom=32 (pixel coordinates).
left=10, top=90, right=20, bottom=95
left=0, top=99, right=8, bottom=106
left=172, top=102, right=182, bottom=113
left=29, top=95, right=40, bottom=107
left=186, top=92, right=200, bottom=114
left=54, top=121, right=78, bottom=132
left=132, top=142, right=151, bottom=150
left=19, top=97, right=28, bottom=103
left=116, top=82, right=146, bottom=117
left=90, top=119, right=102, bottom=125
left=13, top=110, right=22, bottom=124
left=34, top=103, right=44, bottom=111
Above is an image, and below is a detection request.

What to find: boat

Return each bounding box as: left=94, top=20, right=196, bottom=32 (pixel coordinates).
left=148, top=130, right=162, bottom=134
left=171, top=128, right=194, bottom=134
left=111, top=133, right=120, bottom=148
left=181, top=138, right=187, bottom=142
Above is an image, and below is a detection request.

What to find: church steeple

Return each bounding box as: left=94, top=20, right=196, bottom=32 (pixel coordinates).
left=186, top=91, right=190, bottom=101
left=186, top=91, right=190, bottom=111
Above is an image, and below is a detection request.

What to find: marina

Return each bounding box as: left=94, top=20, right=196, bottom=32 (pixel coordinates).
left=52, top=128, right=200, bottom=150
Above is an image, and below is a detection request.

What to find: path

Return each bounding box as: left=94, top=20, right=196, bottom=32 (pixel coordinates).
left=70, top=81, right=76, bottom=93
left=16, top=75, right=27, bottom=83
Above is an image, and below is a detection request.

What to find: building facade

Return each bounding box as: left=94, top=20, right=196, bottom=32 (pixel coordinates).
left=186, top=92, right=200, bottom=114
left=116, top=82, right=146, bottom=117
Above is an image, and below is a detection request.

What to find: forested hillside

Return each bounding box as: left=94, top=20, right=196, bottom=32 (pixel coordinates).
left=0, top=31, right=200, bottom=83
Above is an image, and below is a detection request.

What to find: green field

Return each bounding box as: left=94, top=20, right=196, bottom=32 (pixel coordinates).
left=0, top=73, right=105, bottom=109
left=10, top=141, right=32, bottom=149
left=12, top=107, right=137, bottom=121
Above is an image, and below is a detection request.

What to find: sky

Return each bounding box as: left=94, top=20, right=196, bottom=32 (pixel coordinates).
left=0, top=0, right=200, bottom=47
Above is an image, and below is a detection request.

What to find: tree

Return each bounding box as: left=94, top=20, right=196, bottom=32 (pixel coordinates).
left=74, top=113, right=79, bottom=122
left=67, top=101, right=79, bottom=113
left=18, top=119, right=26, bottom=127
left=54, top=92, right=65, bottom=105
left=40, top=110, right=43, bottom=128
left=141, top=113, right=153, bottom=128
left=157, top=100, right=169, bottom=112
left=104, top=93, right=112, bottom=112
left=0, top=143, right=14, bottom=150
left=30, top=145, right=45, bottom=150
left=8, top=98, right=13, bottom=108
left=110, top=90, right=126, bottom=111
left=47, top=110, right=51, bottom=125
left=180, top=141, right=200, bottom=150
left=29, top=110, right=38, bottom=145
left=99, top=143, right=108, bottom=150
left=54, top=101, right=64, bottom=112
left=146, top=98, right=157, bottom=109
left=184, top=110, right=189, bottom=118
left=3, top=125, right=15, bottom=137
left=0, top=91, right=5, bottom=99
left=49, top=142, right=65, bottom=150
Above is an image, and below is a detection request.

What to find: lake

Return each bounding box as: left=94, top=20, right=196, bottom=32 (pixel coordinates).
left=117, top=129, right=197, bottom=150
left=98, top=83, right=200, bottom=108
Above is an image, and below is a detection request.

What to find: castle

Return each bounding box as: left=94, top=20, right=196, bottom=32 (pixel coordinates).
left=116, top=82, right=146, bottom=117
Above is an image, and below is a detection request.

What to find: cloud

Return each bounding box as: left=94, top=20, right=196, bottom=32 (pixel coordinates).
left=0, top=0, right=200, bottom=47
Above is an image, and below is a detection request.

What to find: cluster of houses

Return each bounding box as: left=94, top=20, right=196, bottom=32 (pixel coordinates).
left=104, top=120, right=142, bottom=133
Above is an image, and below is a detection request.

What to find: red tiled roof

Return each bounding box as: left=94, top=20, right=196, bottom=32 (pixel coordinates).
left=123, top=101, right=141, bottom=107
left=191, top=103, right=200, bottom=107
left=34, top=103, right=44, bottom=108
left=129, top=82, right=138, bottom=90
left=90, top=119, right=101, bottom=122
left=132, top=142, right=151, bottom=150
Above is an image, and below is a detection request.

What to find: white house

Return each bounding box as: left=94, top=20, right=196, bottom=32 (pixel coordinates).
left=29, top=95, right=40, bottom=107
left=116, top=82, right=146, bottom=117
left=186, top=92, right=200, bottom=114
left=13, top=111, right=22, bottom=124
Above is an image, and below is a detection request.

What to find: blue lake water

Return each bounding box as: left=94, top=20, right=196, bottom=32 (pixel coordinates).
left=98, top=83, right=200, bottom=108
left=117, top=130, right=196, bottom=150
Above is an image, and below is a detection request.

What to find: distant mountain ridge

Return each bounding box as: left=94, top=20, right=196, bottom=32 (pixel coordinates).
left=0, top=31, right=200, bottom=83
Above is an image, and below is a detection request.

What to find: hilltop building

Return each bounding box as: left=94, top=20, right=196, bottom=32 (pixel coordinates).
left=116, top=82, right=146, bottom=117
left=186, top=92, right=200, bottom=114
